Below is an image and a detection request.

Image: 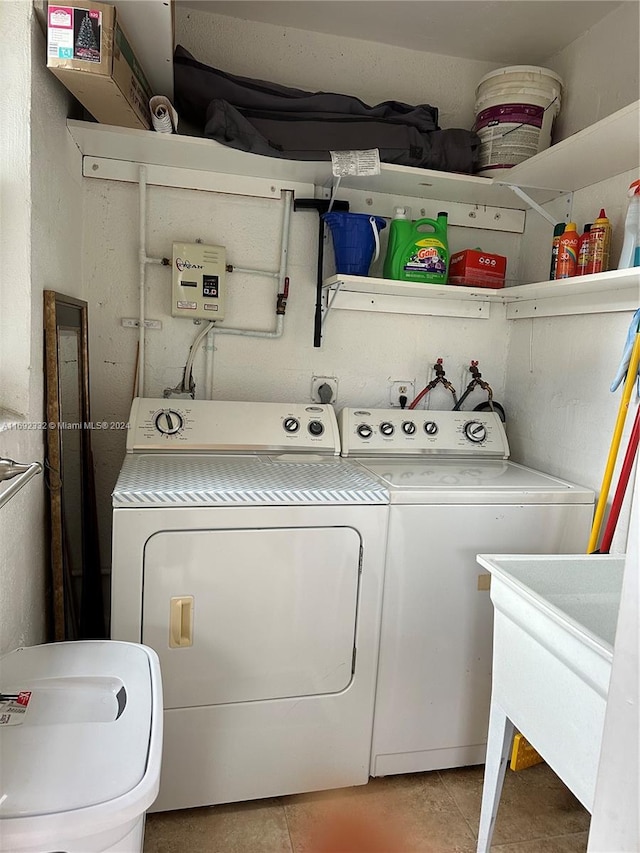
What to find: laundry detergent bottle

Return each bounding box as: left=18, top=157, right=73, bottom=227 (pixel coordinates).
left=383, top=206, right=411, bottom=280
left=384, top=211, right=449, bottom=284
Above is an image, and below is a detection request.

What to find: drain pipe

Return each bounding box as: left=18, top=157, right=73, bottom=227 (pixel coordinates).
left=216, top=190, right=292, bottom=340
left=137, top=166, right=168, bottom=397
left=205, top=190, right=293, bottom=398
left=138, top=166, right=147, bottom=396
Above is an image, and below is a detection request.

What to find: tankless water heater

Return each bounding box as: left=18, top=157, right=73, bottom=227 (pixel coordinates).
left=172, top=242, right=226, bottom=320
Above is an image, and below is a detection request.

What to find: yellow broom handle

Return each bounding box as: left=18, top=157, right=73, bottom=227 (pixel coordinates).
left=588, top=332, right=640, bottom=553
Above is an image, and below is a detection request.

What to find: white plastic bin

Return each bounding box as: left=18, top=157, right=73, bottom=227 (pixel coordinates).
left=0, top=641, right=163, bottom=853
left=473, top=65, right=563, bottom=177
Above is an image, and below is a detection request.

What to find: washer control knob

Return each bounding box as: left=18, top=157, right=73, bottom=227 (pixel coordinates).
left=357, top=423, right=373, bottom=440
left=308, top=420, right=324, bottom=437
left=154, top=409, right=183, bottom=435
left=379, top=421, right=395, bottom=437
left=402, top=420, right=416, bottom=436
left=424, top=421, right=438, bottom=436
left=464, top=420, right=487, bottom=443
left=283, top=417, right=300, bottom=433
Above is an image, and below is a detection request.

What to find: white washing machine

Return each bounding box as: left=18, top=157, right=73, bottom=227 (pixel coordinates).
left=111, top=399, right=388, bottom=812
left=338, top=407, right=595, bottom=778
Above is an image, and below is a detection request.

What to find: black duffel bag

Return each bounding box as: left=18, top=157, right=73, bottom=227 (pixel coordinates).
left=174, top=46, right=479, bottom=173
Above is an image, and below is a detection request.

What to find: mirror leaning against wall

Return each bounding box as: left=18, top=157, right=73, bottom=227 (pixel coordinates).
left=43, top=290, right=104, bottom=641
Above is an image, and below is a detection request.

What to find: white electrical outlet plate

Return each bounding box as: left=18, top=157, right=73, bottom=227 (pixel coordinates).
left=311, top=376, right=338, bottom=404
left=122, top=318, right=162, bottom=330
left=389, top=381, right=415, bottom=407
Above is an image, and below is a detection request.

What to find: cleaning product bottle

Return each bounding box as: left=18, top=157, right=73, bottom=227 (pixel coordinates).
left=549, top=222, right=565, bottom=280
left=575, top=224, right=592, bottom=276
left=555, top=222, right=580, bottom=279
left=618, top=180, right=640, bottom=268
left=383, top=212, right=449, bottom=284
left=586, top=209, right=612, bottom=275
left=383, top=206, right=411, bottom=279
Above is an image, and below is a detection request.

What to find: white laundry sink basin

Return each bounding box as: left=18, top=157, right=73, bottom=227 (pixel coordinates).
left=476, top=554, right=624, bottom=812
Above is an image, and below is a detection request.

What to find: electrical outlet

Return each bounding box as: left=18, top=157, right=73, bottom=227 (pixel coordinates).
left=311, top=376, right=338, bottom=404
left=389, top=380, right=415, bottom=408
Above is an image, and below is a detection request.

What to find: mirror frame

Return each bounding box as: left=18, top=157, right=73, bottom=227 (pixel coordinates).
left=44, top=290, right=103, bottom=641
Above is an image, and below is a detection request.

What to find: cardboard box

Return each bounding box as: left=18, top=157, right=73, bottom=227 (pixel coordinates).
left=448, top=249, right=507, bottom=288
left=47, top=3, right=152, bottom=130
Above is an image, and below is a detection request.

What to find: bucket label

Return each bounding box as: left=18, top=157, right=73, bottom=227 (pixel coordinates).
left=0, top=691, right=32, bottom=726
left=404, top=239, right=447, bottom=275
left=474, top=103, right=548, bottom=171
left=475, top=103, right=544, bottom=131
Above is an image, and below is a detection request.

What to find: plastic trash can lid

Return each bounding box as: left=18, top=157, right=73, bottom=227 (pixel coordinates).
left=0, top=641, right=160, bottom=819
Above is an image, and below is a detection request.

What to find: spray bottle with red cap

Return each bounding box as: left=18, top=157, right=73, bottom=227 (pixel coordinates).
left=586, top=209, right=612, bottom=275
left=618, top=180, right=640, bottom=268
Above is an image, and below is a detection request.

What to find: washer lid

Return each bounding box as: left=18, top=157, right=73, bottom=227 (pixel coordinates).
left=356, top=459, right=595, bottom=504
left=0, top=641, right=156, bottom=819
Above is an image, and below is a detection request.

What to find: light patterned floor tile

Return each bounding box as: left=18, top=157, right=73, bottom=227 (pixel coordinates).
left=438, top=764, right=590, bottom=847
left=284, top=772, right=476, bottom=853
left=492, top=831, right=589, bottom=852
left=143, top=798, right=293, bottom=853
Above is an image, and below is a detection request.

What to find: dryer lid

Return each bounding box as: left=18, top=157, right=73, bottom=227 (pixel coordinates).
left=113, top=453, right=388, bottom=506
left=0, top=641, right=160, bottom=819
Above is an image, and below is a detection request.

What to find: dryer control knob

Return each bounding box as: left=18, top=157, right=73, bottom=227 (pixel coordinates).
left=380, top=422, right=394, bottom=436
left=155, top=409, right=183, bottom=435
left=402, top=420, right=416, bottom=435
left=424, top=421, right=438, bottom=436
left=308, top=420, right=324, bottom=436
left=464, top=420, right=487, bottom=443
left=283, top=417, right=300, bottom=433
left=357, top=424, right=373, bottom=439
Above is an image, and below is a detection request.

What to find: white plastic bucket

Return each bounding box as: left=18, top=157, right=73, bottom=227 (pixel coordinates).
left=473, top=65, right=563, bottom=177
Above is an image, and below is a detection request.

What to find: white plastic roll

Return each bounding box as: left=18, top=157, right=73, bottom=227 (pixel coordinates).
left=150, top=96, right=178, bottom=133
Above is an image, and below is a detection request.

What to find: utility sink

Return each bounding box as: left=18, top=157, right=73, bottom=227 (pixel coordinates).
left=475, top=553, right=624, bottom=851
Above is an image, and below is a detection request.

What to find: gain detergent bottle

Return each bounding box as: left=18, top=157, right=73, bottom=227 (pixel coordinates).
left=383, top=210, right=449, bottom=284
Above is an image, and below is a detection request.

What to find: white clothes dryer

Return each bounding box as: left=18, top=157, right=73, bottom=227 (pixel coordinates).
left=338, top=407, right=594, bottom=778
left=111, top=399, right=388, bottom=812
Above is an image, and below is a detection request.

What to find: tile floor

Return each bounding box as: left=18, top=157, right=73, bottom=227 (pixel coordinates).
left=144, top=763, right=589, bottom=852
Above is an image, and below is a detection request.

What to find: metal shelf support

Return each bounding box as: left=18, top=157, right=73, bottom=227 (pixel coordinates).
left=502, top=184, right=570, bottom=226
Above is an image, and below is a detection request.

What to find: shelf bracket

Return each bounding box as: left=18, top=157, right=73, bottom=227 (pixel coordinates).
left=503, top=185, right=560, bottom=226
left=322, top=282, right=343, bottom=331
left=293, top=197, right=349, bottom=347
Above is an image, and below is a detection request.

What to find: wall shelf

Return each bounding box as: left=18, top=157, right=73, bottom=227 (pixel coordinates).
left=323, top=269, right=640, bottom=320
left=68, top=119, right=525, bottom=206
left=67, top=99, right=638, bottom=208
left=498, top=101, right=640, bottom=194
left=67, top=104, right=639, bottom=327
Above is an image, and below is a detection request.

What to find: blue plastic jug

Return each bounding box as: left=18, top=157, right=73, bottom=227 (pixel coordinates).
left=322, top=213, right=387, bottom=276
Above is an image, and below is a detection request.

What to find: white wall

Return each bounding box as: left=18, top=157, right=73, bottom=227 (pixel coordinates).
left=504, top=170, right=638, bottom=493
left=587, top=471, right=639, bottom=850
left=546, top=1, right=639, bottom=141
left=176, top=8, right=498, bottom=129
left=0, top=3, right=83, bottom=653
